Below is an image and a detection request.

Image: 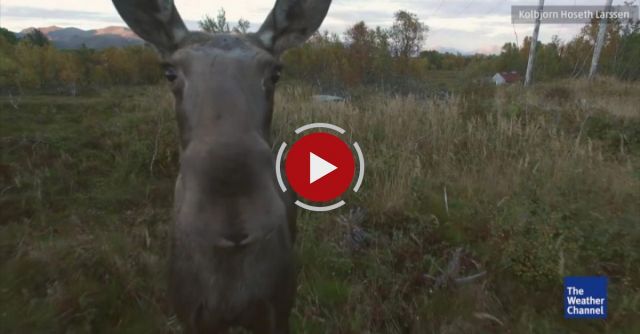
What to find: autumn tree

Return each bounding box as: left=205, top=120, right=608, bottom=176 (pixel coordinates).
left=534, top=35, right=564, bottom=80
left=562, top=35, right=593, bottom=77
left=73, top=45, right=98, bottom=86
left=0, top=28, right=18, bottom=45
left=344, top=21, right=377, bottom=85
left=371, top=27, right=392, bottom=84
left=57, top=52, right=82, bottom=95
left=13, top=42, right=41, bottom=90
left=200, top=8, right=230, bottom=33
left=23, top=29, right=49, bottom=47
left=389, top=10, right=428, bottom=58
left=0, top=35, right=19, bottom=89
left=616, top=13, right=640, bottom=79
left=233, top=19, right=251, bottom=34
left=497, top=42, right=525, bottom=73
left=200, top=8, right=252, bottom=35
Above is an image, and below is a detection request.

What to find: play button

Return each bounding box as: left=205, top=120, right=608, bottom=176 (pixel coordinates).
left=284, top=132, right=356, bottom=202
left=309, top=152, right=337, bottom=184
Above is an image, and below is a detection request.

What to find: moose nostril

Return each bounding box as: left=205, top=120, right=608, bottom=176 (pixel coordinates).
left=223, top=232, right=249, bottom=245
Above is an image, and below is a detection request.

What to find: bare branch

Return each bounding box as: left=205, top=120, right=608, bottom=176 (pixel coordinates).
left=454, top=271, right=487, bottom=285
left=473, top=312, right=505, bottom=326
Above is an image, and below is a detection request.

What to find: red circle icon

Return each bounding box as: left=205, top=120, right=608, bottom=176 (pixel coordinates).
left=284, top=132, right=355, bottom=202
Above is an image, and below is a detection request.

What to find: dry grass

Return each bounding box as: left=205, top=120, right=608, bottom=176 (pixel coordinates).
left=274, top=78, right=640, bottom=332
left=1, top=78, right=639, bottom=333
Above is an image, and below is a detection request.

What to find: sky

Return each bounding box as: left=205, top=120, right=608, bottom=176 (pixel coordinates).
left=0, top=0, right=625, bottom=54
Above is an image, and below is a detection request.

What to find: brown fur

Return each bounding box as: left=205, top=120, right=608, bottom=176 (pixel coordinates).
left=111, top=1, right=332, bottom=332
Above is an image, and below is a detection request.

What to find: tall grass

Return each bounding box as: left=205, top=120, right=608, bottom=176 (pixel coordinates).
left=275, top=78, right=640, bottom=332
left=1, top=78, right=639, bottom=333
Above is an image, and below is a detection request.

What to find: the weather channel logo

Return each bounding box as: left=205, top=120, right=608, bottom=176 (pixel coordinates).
left=564, top=276, right=607, bottom=319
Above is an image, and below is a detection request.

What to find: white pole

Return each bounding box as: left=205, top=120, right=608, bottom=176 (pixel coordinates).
left=589, top=0, right=614, bottom=79
left=524, top=0, right=544, bottom=87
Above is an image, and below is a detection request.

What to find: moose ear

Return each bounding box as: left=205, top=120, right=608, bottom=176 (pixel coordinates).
left=112, top=0, right=188, bottom=55
left=255, top=0, right=332, bottom=56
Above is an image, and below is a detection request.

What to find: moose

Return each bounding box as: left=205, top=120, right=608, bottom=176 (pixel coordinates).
left=111, top=0, right=332, bottom=332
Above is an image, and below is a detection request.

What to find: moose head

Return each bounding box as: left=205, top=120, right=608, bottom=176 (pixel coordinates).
left=112, top=0, right=332, bottom=332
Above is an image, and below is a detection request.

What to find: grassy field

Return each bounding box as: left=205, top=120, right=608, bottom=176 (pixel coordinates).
left=1, top=78, right=639, bottom=333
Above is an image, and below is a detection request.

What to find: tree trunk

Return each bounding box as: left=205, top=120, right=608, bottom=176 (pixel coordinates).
left=589, top=0, right=614, bottom=79
left=524, top=0, right=544, bottom=87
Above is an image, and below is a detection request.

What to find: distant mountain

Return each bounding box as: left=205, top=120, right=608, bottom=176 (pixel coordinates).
left=94, top=26, right=139, bottom=40
left=17, top=26, right=144, bottom=49
left=431, top=47, right=475, bottom=56
left=20, top=26, right=65, bottom=35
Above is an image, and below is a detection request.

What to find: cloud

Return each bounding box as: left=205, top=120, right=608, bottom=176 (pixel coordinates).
left=328, top=8, right=394, bottom=25
left=3, top=6, right=118, bottom=21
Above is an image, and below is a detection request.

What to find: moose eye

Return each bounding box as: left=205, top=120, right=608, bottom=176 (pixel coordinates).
left=164, top=67, right=178, bottom=82
left=271, top=71, right=281, bottom=84
left=271, top=65, right=283, bottom=83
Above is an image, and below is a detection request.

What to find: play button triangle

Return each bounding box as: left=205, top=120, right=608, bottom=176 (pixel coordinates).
left=309, top=152, right=337, bottom=184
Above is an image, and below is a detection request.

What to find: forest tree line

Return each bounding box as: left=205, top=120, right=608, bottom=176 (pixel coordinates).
left=464, top=15, right=640, bottom=82
left=0, top=28, right=161, bottom=94
left=0, top=7, right=638, bottom=95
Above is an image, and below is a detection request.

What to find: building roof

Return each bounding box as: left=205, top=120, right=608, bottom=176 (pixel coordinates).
left=498, top=71, right=521, bottom=83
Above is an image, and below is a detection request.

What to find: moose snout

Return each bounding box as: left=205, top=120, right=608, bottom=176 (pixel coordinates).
left=223, top=232, right=249, bottom=245
left=214, top=231, right=252, bottom=248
